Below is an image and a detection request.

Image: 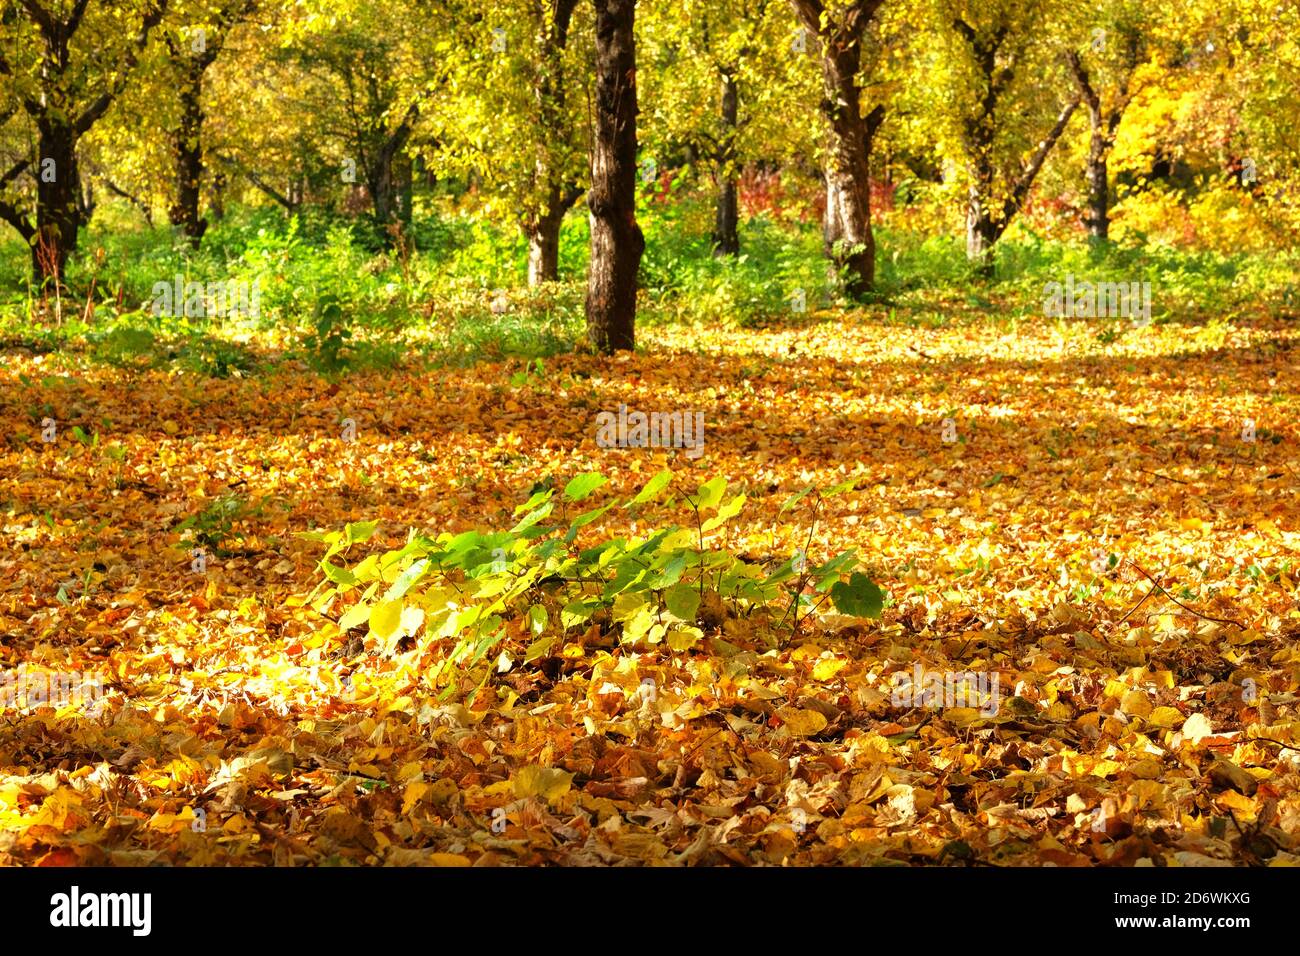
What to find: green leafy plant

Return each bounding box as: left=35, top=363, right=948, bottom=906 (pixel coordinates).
left=300, top=471, right=885, bottom=702
left=304, top=293, right=353, bottom=374
left=177, top=491, right=258, bottom=554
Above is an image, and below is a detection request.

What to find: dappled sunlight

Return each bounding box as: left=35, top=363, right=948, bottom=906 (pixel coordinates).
left=2, top=309, right=1296, bottom=865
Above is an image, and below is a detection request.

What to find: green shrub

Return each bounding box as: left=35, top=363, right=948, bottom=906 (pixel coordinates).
left=300, top=471, right=884, bottom=702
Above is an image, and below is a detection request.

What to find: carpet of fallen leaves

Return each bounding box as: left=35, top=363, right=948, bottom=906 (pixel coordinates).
left=2, top=310, right=1299, bottom=866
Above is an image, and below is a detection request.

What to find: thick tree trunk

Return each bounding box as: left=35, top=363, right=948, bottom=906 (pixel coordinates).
left=585, top=0, right=644, bottom=354
left=32, top=121, right=81, bottom=284
left=953, top=18, right=1002, bottom=277
left=6, top=0, right=167, bottom=283
left=713, top=177, right=739, bottom=257
left=711, top=70, right=740, bottom=257
left=369, top=163, right=396, bottom=228
left=819, top=82, right=873, bottom=295
left=169, top=60, right=209, bottom=249
left=822, top=174, right=841, bottom=251
left=1066, top=53, right=1116, bottom=243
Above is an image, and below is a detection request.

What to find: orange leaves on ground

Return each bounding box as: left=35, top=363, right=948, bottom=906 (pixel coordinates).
left=0, top=315, right=1298, bottom=865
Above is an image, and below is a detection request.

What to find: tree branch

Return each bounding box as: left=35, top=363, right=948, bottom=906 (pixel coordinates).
left=0, top=197, right=34, bottom=241
left=1001, top=95, right=1079, bottom=229
left=0, top=156, right=30, bottom=189
left=73, top=0, right=170, bottom=136
left=1065, top=50, right=1099, bottom=113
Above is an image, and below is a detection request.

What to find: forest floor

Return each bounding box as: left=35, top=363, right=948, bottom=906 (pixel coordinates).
left=2, top=310, right=1298, bottom=866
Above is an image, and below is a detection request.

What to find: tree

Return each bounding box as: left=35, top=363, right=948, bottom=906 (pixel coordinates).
left=1203, top=0, right=1300, bottom=235
left=272, top=0, right=443, bottom=242
left=789, top=0, right=887, bottom=297
left=525, top=0, right=584, bottom=283
left=435, top=0, right=591, bottom=284
left=203, top=15, right=330, bottom=217
left=639, top=0, right=791, bottom=258
left=922, top=0, right=1078, bottom=274
left=585, top=0, right=643, bottom=354
left=1063, top=1, right=1152, bottom=241
left=0, top=0, right=170, bottom=282
left=163, top=0, right=254, bottom=247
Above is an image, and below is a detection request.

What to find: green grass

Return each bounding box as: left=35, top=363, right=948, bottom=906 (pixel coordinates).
left=1, top=189, right=1295, bottom=378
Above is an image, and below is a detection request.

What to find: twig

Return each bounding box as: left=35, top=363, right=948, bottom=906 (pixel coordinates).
left=1251, top=736, right=1300, bottom=754
left=1124, top=559, right=1246, bottom=630
left=1136, top=467, right=1187, bottom=485
left=1116, top=584, right=1156, bottom=626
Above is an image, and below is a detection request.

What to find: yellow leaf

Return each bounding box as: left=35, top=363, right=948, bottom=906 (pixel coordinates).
left=370, top=600, right=403, bottom=640
left=402, top=781, right=430, bottom=815
left=1121, top=690, right=1152, bottom=718
left=399, top=605, right=425, bottom=636
left=1216, top=790, right=1256, bottom=815
left=776, top=706, right=827, bottom=737
left=1148, top=706, right=1183, bottom=728
left=944, top=707, right=987, bottom=727
left=512, top=765, right=573, bottom=802
left=427, top=777, right=458, bottom=804
left=812, top=657, right=847, bottom=681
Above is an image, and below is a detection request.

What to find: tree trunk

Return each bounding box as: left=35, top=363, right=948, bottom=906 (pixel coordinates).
left=821, top=172, right=841, bottom=251
left=1083, top=118, right=1109, bottom=241
left=1066, top=51, right=1113, bottom=242
left=369, top=162, right=396, bottom=229
left=396, top=153, right=413, bottom=227
left=6, top=0, right=167, bottom=283
left=790, top=0, right=884, bottom=299
left=585, top=0, right=644, bottom=354
left=366, top=109, right=415, bottom=244
left=32, top=120, right=81, bottom=285
left=525, top=0, right=580, bottom=286
left=79, top=176, right=95, bottom=225
left=169, top=59, right=209, bottom=249
left=953, top=19, right=1078, bottom=275
left=965, top=162, right=997, bottom=276
left=211, top=171, right=226, bottom=222
left=528, top=198, right=565, bottom=285
left=711, top=70, right=740, bottom=257
left=965, top=211, right=998, bottom=275
left=819, top=85, right=874, bottom=295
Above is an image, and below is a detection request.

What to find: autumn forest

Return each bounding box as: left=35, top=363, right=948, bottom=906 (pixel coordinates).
left=0, top=0, right=1298, bottom=895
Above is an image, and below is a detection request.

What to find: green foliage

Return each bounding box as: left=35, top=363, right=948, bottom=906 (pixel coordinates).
left=301, top=471, right=885, bottom=700
left=177, top=492, right=259, bottom=554
left=5, top=190, right=1297, bottom=379
left=304, top=294, right=354, bottom=374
